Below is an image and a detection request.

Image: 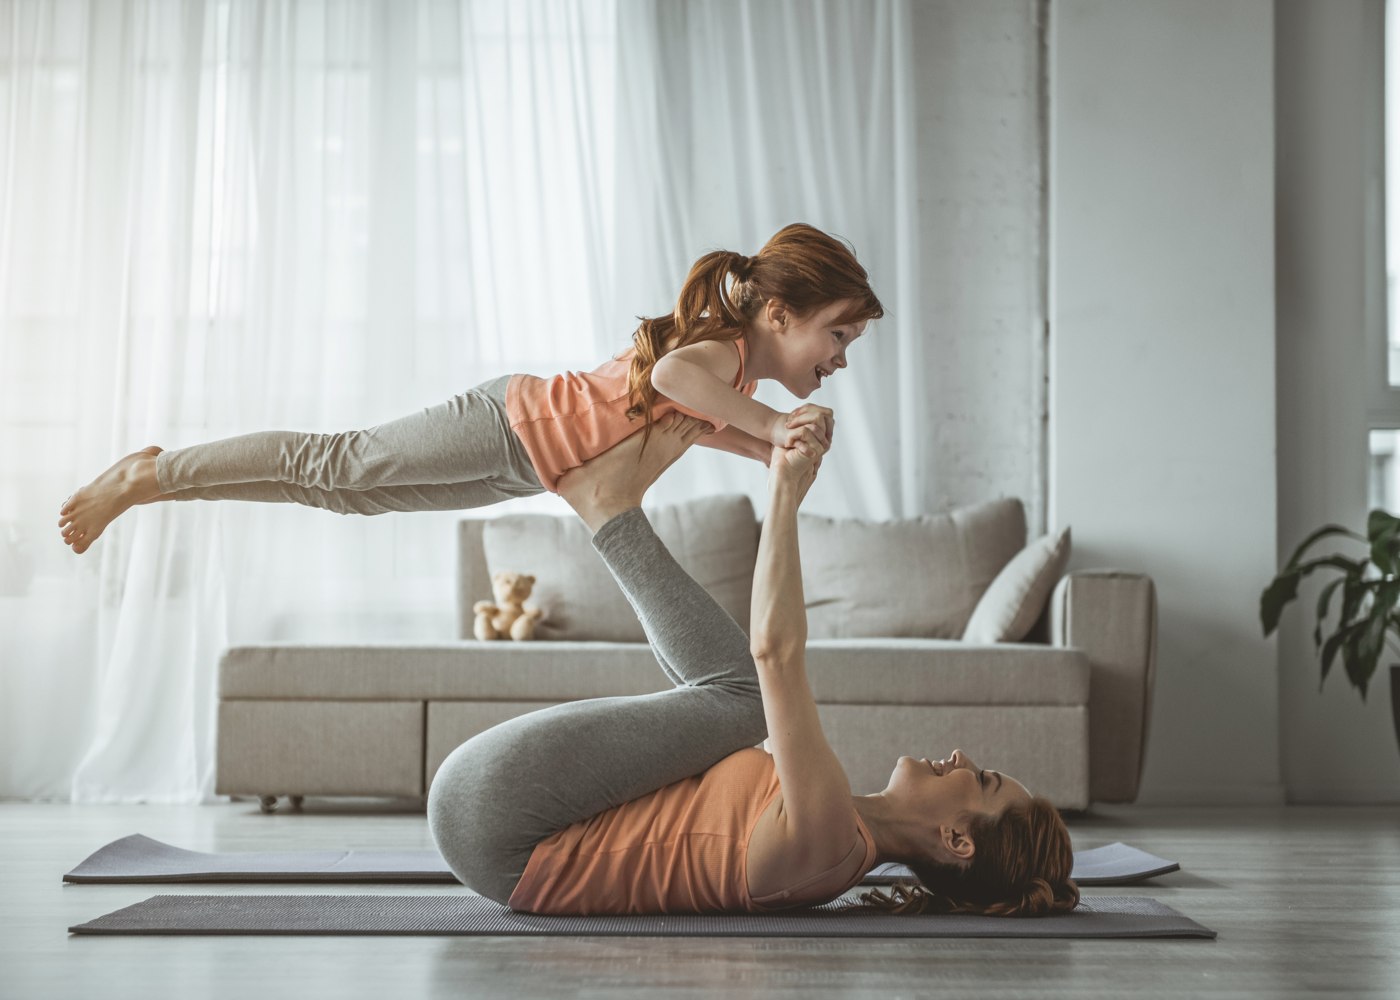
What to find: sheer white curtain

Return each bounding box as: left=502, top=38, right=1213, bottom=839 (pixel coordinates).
left=0, top=0, right=917, bottom=801
left=0, top=0, right=615, bottom=801
left=615, top=0, right=921, bottom=519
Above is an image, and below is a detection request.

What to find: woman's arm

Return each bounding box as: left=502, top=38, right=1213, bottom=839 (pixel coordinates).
left=749, top=434, right=858, bottom=870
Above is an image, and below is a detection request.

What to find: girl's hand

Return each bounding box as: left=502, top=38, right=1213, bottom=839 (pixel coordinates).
left=783, top=404, right=834, bottom=450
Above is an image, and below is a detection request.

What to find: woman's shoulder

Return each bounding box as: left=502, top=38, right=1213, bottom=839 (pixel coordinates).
left=745, top=794, right=874, bottom=908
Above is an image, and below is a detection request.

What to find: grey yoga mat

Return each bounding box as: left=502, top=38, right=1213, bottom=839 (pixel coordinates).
left=69, top=893, right=1215, bottom=939
left=64, top=835, right=1179, bottom=887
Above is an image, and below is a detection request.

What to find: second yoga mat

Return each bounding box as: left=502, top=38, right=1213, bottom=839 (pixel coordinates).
left=70, top=893, right=1215, bottom=939
left=65, top=835, right=1180, bottom=887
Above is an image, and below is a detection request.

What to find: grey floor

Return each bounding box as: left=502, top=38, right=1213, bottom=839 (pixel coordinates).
left=2, top=799, right=1398, bottom=1000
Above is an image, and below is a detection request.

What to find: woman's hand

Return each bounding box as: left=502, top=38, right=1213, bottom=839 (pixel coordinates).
left=769, top=426, right=824, bottom=504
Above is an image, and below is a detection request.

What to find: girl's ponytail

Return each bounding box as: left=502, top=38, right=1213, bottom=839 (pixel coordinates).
left=625, top=250, right=750, bottom=425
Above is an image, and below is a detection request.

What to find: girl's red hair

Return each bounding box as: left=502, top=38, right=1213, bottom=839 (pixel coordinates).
left=625, top=224, right=884, bottom=433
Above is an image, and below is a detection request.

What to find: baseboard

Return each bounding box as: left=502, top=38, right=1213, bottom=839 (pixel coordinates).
left=1282, top=783, right=1400, bottom=805
left=1132, top=781, right=1287, bottom=806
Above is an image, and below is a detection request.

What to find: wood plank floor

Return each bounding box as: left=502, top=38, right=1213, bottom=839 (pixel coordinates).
left=2, top=799, right=1398, bottom=999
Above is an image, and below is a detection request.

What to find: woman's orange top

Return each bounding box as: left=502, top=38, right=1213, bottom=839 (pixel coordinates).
left=505, top=338, right=758, bottom=492
left=505, top=747, right=878, bottom=916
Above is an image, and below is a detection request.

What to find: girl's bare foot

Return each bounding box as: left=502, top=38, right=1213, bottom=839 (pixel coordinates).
left=58, top=446, right=165, bottom=554
left=557, top=414, right=712, bottom=532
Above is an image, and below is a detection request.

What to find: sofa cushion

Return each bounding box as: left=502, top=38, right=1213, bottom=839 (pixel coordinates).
left=478, top=494, right=758, bottom=641
left=962, top=527, right=1072, bottom=643
left=799, top=498, right=1026, bottom=639
left=218, top=638, right=1090, bottom=706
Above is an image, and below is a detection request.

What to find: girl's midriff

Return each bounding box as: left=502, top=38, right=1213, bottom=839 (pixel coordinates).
left=505, top=341, right=756, bottom=492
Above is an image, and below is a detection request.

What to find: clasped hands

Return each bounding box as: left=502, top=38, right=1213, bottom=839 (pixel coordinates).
left=769, top=404, right=832, bottom=500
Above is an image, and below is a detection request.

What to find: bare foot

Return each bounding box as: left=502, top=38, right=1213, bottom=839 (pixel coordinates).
left=557, top=414, right=712, bottom=532
left=58, top=446, right=165, bottom=554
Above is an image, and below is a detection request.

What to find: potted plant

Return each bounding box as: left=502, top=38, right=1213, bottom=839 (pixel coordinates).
left=1260, top=509, right=1400, bottom=754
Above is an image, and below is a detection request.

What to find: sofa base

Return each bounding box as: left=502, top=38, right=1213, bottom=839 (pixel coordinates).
left=215, top=700, right=425, bottom=799
left=217, top=698, right=1090, bottom=811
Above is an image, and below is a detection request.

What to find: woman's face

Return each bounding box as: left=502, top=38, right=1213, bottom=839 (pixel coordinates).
left=883, top=747, right=1033, bottom=838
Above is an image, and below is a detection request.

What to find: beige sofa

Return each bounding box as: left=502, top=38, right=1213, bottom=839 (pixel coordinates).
left=215, top=494, right=1157, bottom=812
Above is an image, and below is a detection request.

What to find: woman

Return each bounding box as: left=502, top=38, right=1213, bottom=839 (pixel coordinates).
left=427, top=413, right=1079, bottom=917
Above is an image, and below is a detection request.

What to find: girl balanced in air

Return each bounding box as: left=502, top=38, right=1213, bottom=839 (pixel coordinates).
left=57, top=223, right=883, bottom=553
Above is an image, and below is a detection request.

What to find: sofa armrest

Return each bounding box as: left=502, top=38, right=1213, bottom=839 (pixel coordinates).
left=457, top=519, right=490, bottom=640
left=1049, top=570, right=1157, bottom=804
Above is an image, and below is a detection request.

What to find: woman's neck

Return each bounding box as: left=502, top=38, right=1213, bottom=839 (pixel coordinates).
left=851, top=793, right=926, bottom=867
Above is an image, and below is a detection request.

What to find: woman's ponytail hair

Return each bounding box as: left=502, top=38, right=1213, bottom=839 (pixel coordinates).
left=626, top=224, right=885, bottom=432
left=858, top=796, right=1080, bottom=918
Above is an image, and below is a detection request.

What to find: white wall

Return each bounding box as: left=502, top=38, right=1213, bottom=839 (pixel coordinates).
left=1048, top=0, right=1284, bottom=803
left=1275, top=0, right=1399, bottom=802
left=911, top=1, right=1048, bottom=533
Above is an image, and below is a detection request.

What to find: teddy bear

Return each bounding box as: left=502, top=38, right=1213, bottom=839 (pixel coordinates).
left=473, top=571, right=545, bottom=641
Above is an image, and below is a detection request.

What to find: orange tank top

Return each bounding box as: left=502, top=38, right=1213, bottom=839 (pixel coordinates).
left=505, top=747, right=878, bottom=916
left=505, top=338, right=758, bottom=492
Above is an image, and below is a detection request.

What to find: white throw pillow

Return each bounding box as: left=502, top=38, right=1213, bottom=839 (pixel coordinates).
left=481, top=494, right=758, bottom=642
left=961, top=526, right=1072, bottom=644
left=799, top=498, right=1027, bottom=640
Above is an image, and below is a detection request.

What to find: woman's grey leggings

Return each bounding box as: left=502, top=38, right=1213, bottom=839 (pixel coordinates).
left=426, top=507, right=768, bottom=905
left=154, top=375, right=543, bottom=513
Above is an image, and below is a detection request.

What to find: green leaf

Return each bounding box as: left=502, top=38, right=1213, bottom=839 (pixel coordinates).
left=1319, top=618, right=1371, bottom=687
left=1284, top=523, right=1366, bottom=570
left=1320, top=628, right=1349, bottom=687
left=1366, top=508, right=1400, bottom=542
left=1261, top=555, right=1365, bottom=636
left=1369, top=515, right=1400, bottom=576
left=1260, top=571, right=1301, bottom=636
left=1346, top=613, right=1388, bottom=702
left=1340, top=574, right=1370, bottom=628
left=1313, top=577, right=1346, bottom=649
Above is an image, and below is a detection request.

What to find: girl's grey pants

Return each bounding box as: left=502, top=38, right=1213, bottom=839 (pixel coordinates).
left=154, top=376, right=544, bottom=512
left=426, top=507, right=768, bottom=905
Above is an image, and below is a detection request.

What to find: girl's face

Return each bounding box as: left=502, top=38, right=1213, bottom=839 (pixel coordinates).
left=765, top=299, right=868, bottom=398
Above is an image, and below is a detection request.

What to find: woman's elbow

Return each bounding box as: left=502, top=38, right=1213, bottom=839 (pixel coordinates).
left=749, top=634, right=805, bottom=666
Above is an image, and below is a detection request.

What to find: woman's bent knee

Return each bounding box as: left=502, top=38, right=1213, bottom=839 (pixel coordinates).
left=427, top=739, right=531, bottom=904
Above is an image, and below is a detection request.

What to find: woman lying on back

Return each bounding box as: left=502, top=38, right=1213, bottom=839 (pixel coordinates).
left=427, top=414, right=1079, bottom=916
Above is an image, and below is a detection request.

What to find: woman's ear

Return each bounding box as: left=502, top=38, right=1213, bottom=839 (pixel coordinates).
left=936, top=823, right=976, bottom=865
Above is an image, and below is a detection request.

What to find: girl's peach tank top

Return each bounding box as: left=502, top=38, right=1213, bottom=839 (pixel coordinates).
left=505, top=338, right=757, bottom=492
left=505, top=747, right=878, bottom=916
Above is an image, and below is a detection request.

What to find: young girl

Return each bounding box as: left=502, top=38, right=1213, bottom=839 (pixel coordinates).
left=57, top=223, right=884, bottom=553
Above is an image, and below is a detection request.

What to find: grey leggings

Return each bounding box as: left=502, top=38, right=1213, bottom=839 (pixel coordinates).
left=154, top=375, right=543, bottom=513
left=426, top=507, right=768, bottom=905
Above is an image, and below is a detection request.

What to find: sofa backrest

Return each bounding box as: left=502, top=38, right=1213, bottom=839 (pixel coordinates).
left=799, top=498, right=1027, bottom=639
left=459, top=494, right=1028, bottom=643
left=458, top=494, right=760, bottom=641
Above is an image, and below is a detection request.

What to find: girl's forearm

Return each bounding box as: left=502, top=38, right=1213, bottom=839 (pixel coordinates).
left=652, top=356, right=782, bottom=444
left=696, top=426, right=771, bottom=464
